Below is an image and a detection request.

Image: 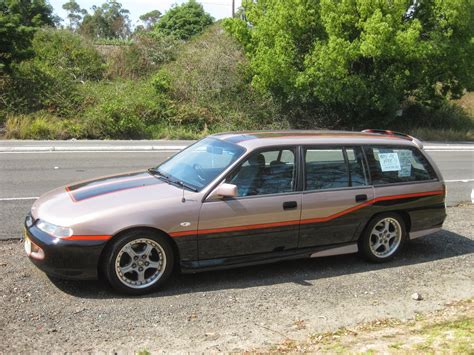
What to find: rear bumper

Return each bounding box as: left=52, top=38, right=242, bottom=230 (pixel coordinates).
left=23, top=220, right=107, bottom=280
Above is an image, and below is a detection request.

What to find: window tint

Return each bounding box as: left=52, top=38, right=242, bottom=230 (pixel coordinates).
left=364, top=146, right=436, bottom=185
left=227, top=149, right=296, bottom=197
left=346, top=147, right=368, bottom=186
left=305, top=148, right=348, bottom=190
left=304, top=147, right=367, bottom=190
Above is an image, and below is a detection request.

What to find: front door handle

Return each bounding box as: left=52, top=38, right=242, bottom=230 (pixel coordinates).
left=283, top=201, right=298, bottom=210
left=355, top=194, right=368, bottom=202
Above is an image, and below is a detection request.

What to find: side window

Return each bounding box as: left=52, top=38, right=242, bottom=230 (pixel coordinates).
left=227, top=149, right=296, bottom=197
left=364, top=146, right=436, bottom=185
left=346, top=147, right=368, bottom=186
left=304, top=147, right=367, bottom=190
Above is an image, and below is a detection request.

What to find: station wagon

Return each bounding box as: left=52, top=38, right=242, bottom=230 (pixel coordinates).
left=24, top=130, right=447, bottom=294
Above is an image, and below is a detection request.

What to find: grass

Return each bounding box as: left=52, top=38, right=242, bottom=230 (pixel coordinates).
left=262, top=299, right=474, bottom=353
left=414, top=318, right=473, bottom=353
left=409, top=127, right=474, bottom=141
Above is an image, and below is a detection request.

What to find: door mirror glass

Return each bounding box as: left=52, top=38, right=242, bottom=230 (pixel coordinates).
left=211, top=183, right=237, bottom=198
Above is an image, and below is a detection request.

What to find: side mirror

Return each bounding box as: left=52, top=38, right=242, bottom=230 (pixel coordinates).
left=211, top=183, right=237, bottom=199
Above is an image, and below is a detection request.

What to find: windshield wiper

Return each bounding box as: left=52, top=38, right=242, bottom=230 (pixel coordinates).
left=173, top=179, right=198, bottom=192
left=148, top=168, right=198, bottom=192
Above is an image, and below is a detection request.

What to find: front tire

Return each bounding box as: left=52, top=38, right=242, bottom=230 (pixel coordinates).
left=359, top=213, right=406, bottom=263
left=102, top=230, right=174, bottom=295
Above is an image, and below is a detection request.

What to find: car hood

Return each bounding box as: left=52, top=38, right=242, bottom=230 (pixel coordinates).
left=31, top=171, right=182, bottom=227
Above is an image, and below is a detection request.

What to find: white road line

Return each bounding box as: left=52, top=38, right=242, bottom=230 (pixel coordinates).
left=0, top=145, right=187, bottom=152
left=425, top=149, right=474, bottom=152
left=444, top=179, right=474, bottom=183
left=424, top=146, right=474, bottom=150
left=0, top=150, right=181, bottom=154
left=0, top=197, right=38, bottom=201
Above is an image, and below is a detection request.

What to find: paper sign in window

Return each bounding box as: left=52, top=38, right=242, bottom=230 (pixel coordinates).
left=378, top=153, right=401, bottom=172
left=398, top=150, right=412, bottom=177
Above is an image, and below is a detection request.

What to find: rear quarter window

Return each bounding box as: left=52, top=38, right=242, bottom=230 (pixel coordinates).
left=364, top=146, right=437, bottom=185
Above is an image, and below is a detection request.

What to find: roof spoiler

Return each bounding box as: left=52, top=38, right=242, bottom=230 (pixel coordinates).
left=362, top=129, right=423, bottom=149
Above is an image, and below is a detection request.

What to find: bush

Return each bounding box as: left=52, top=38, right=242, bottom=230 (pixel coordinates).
left=153, top=0, right=214, bottom=40
left=3, top=61, right=83, bottom=117
left=105, top=33, right=181, bottom=79
left=1, top=29, right=104, bottom=118
left=79, top=79, right=176, bottom=139
left=32, top=28, right=105, bottom=82
left=159, top=23, right=287, bottom=132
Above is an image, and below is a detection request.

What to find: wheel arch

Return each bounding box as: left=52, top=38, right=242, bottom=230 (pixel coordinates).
left=359, top=210, right=412, bottom=241
left=98, top=226, right=181, bottom=278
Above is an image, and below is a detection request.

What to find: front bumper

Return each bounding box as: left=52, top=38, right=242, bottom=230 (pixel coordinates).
left=23, top=219, right=107, bottom=280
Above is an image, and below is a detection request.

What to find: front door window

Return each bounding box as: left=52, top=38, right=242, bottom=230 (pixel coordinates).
left=227, top=148, right=296, bottom=197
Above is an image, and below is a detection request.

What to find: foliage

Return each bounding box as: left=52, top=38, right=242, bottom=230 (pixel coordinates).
left=2, top=60, right=82, bottom=116
left=62, top=0, right=87, bottom=30
left=105, top=32, right=181, bottom=79
left=139, top=9, right=161, bottom=30
left=31, top=28, right=105, bottom=81
left=79, top=79, right=175, bottom=139
left=224, top=0, right=474, bottom=128
left=1, top=28, right=104, bottom=118
left=157, top=24, right=287, bottom=132
left=153, top=0, right=214, bottom=40
left=79, top=0, right=131, bottom=39
left=4, top=113, right=84, bottom=139
left=0, top=0, right=55, bottom=72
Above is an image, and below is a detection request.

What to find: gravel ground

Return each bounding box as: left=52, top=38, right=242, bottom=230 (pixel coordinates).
left=1, top=206, right=473, bottom=352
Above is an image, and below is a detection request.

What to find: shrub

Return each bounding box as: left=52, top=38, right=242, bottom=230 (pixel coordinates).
left=105, top=33, right=181, bottom=79
left=80, top=79, right=175, bottom=139
left=32, top=28, right=105, bottom=82
left=153, top=0, right=213, bottom=40
left=159, top=23, right=287, bottom=131
left=4, top=61, right=83, bottom=116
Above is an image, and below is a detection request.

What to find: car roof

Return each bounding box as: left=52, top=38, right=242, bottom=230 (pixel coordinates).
left=211, top=130, right=417, bottom=150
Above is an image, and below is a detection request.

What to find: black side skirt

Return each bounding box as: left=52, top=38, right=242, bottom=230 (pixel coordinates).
left=180, top=242, right=357, bottom=273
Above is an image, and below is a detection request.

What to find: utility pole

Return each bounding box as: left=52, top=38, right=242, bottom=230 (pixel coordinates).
left=232, top=0, right=235, bottom=17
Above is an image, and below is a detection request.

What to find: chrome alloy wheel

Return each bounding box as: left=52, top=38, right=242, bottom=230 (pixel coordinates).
left=369, top=217, right=402, bottom=258
left=115, top=238, right=166, bottom=289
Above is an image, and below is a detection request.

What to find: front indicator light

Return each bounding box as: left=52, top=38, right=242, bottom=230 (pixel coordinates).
left=36, top=220, right=73, bottom=238
left=24, top=236, right=45, bottom=260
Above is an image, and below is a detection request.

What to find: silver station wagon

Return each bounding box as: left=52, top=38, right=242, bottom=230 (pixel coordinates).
left=24, top=130, right=446, bottom=294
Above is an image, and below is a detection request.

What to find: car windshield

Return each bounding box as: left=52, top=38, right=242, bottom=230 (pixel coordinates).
left=154, top=137, right=246, bottom=191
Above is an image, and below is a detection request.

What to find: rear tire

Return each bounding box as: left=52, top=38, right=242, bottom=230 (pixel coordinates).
left=102, top=230, right=174, bottom=295
left=359, top=213, right=406, bottom=263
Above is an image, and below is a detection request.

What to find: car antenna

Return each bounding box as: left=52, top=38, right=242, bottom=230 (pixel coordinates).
left=181, top=184, right=186, bottom=203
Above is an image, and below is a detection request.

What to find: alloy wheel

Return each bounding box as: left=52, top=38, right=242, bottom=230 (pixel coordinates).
left=369, top=217, right=402, bottom=258
left=115, top=238, right=166, bottom=289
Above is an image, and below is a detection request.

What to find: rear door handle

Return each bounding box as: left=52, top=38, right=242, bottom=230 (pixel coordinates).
left=355, top=194, right=368, bottom=202
left=283, top=201, right=297, bottom=210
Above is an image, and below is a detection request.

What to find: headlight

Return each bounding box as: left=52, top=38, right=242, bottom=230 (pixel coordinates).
left=36, top=220, right=73, bottom=238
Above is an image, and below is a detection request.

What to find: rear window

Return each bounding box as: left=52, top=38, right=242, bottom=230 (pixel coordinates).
left=364, top=146, right=437, bottom=185
left=304, top=147, right=368, bottom=190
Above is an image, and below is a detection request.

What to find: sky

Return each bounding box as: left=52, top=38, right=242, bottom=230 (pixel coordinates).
left=50, top=0, right=242, bottom=27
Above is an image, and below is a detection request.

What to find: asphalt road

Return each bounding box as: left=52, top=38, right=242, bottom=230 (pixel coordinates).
left=0, top=141, right=473, bottom=240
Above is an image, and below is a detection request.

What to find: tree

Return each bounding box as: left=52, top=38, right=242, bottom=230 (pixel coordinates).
left=0, top=0, right=55, bottom=72
left=80, top=0, right=131, bottom=39
left=224, top=0, right=474, bottom=127
left=62, top=0, right=87, bottom=31
left=139, top=9, right=161, bottom=30
left=153, top=0, right=214, bottom=40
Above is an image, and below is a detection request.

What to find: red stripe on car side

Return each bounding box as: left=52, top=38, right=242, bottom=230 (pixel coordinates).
left=169, top=190, right=444, bottom=237
left=66, top=235, right=112, bottom=241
